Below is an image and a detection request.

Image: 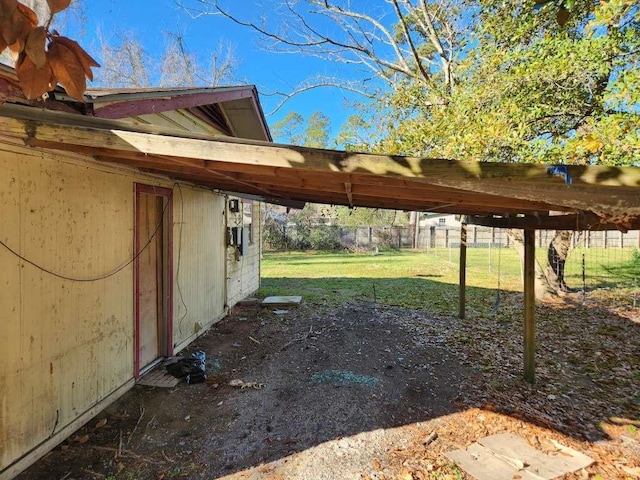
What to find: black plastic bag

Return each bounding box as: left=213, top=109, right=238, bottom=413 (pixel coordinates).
left=165, top=350, right=207, bottom=383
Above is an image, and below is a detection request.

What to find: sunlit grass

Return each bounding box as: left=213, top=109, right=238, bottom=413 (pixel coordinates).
left=259, top=248, right=638, bottom=315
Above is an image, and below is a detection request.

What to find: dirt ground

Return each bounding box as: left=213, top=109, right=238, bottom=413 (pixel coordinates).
left=17, top=297, right=640, bottom=480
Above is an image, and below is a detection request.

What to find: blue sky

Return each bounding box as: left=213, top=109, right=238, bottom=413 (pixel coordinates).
left=65, top=0, right=365, bottom=141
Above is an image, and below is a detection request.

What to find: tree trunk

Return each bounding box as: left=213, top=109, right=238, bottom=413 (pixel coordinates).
left=508, top=229, right=556, bottom=300
left=508, top=229, right=574, bottom=299
left=545, top=230, right=573, bottom=293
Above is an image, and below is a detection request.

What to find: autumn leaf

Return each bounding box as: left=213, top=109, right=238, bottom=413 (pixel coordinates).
left=1, top=1, right=33, bottom=47
left=15, top=52, right=54, bottom=99
left=25, top=26, right=47, bottom=68
left=581, top=134, right=604, bottom=154
left=0, top=0, right=18, bottom=45
left=16, top=2, right=37, bottom=28
left=48, top=39, right=86, bottom=101
left=46, top=0, right=71, bottom=15
left=53, top=36, right=100, bottom=81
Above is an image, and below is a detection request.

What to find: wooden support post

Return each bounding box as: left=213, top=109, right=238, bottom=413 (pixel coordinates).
left=459, top=221, right=468, bottom=320
left=523, top=229, right=536, bottom=384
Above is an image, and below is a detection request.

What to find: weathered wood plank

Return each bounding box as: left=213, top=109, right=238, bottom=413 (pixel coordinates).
left=524, top=229, right=536, bottom=384
left=467, top=213, right=640, bottom=232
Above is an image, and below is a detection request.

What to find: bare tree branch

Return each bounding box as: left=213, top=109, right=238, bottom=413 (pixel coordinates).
left=390, top=0, right=432, bottom=83
left=175, top=0, right=464, bottom=104
left=260, top=77, right=376, bottom=115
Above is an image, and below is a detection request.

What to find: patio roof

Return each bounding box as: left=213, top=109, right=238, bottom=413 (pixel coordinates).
left=0, top=102, right=639, bottom=231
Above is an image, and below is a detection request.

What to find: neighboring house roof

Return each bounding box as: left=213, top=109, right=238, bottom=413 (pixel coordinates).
left=0, top=66, right=271, bottom=142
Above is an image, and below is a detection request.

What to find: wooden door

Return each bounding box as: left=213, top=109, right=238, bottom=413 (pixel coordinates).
left=135, top=185, right=173, bottom=377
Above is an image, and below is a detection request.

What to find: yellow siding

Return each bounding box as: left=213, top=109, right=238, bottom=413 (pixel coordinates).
left=226, top=200, right=261, bottom=307
left=0, top=139, right=136, bottom=469
left=0, top=138, right=232, bottom=474
left=172, top=187, right=226, bottom=351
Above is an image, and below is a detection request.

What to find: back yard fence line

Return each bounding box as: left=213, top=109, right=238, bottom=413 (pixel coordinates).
left=270, top=225, right=640, bottom=251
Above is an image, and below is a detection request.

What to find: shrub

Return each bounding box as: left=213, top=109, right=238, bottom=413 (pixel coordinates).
left=263, top=215, right=290, bottom=251
left=309, top=224, right=342, bottom=251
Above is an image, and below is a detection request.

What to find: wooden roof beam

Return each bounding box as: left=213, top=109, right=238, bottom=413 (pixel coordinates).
left=467, top=213, right=640, bottom=232
left=1, top=108, right=639, bottom=221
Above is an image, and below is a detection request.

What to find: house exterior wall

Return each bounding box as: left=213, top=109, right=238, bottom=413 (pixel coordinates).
left=0, top=137, right=238, bottom=479
left=226, top=199, right=261, bottom=306
left=420, top=214, right=462, bottom=228
left=171, top=186, right=227, bottom=352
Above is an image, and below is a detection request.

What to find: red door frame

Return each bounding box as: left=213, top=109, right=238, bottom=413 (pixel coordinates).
left=134, top=184, right=174, bottom=378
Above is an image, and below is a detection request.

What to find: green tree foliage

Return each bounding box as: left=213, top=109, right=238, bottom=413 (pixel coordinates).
left=271, top=110, right=331, bottom=147
left=334, top=207, right=408, bottom=228
left=193, top=0, right=638, bottom=166
left=383, top=0, right=640, bottom=166
left=304, top=111, right=331, bottom=148
left=270, top=111, right=305, bottom=144
left=335, top=114, right=372, bottom=151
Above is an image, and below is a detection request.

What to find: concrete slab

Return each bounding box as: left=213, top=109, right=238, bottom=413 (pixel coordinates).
left=261, top=295, right=303, bottom=307
left=445, top=433, right=593, bottom=480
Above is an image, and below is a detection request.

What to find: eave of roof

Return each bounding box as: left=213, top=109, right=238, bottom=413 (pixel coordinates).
left=0, top=64, right=272, bottom=142
left=77, top=85, right=271, bottom=142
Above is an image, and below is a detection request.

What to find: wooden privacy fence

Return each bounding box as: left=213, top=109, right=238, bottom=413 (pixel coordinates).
left=280, top=225, right=640, bottom=250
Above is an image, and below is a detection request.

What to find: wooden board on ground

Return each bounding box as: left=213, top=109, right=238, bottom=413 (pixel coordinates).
left=445, top=433, right=593, bottom=480
left=136, top=368, right=181, bottom=388
left=261, top=296, right=303, bottom=307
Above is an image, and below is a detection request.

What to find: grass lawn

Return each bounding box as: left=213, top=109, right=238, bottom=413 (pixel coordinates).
left=257, top=248, right=640, bottom=479
left=259, top=248, right=639, bottom=316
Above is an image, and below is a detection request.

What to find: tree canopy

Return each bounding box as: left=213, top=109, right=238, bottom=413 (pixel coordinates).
left=384, top=0, right=640, bottom=166
left=188, top=0, right=639, bottom=166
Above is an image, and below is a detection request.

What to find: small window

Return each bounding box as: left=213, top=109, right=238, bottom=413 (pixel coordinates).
left=243, top=201, right=254, bottom=244
left=438, top=217, right=446, bottom=225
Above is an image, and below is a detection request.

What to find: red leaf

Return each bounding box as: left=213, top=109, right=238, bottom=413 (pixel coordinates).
left=16, top=52, right=54, bottom=99
left=1, top=2, right=31, bottom=46
left=46, top=0, right=71, bottom=15
left=48, top=39, right=86, bottom=101
left=16, top=2, right=38, bottom=29
left=0, top=0, right=18, bottom=45
left=25, top=26, right=47, bottom=68
left=7, top=39, right=22, bottom=57
left=52, top=36, right=100, bottom=81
